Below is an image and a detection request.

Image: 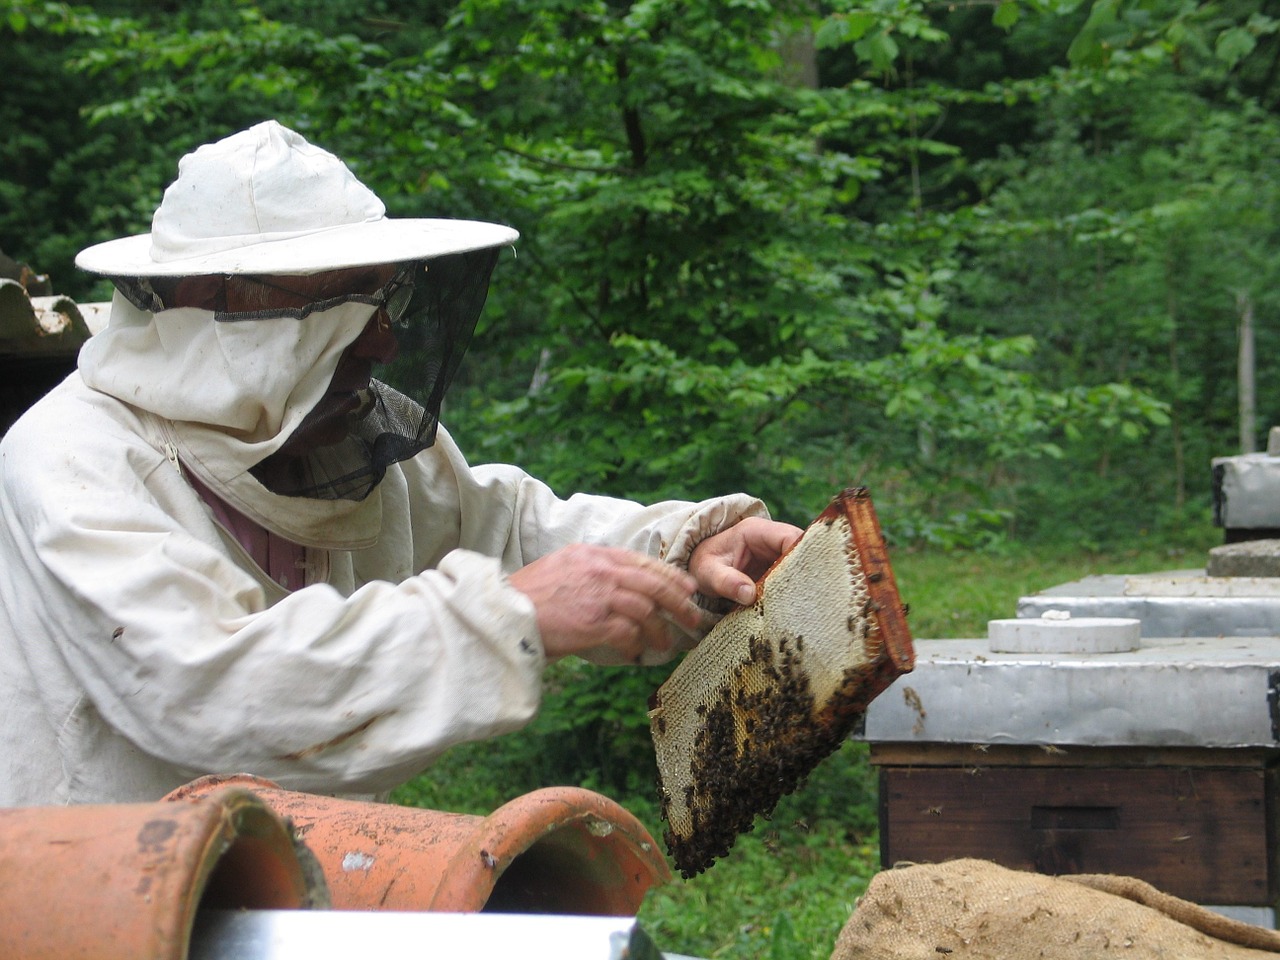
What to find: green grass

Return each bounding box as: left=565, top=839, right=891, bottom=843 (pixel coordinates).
left=635, top=738, right=880, bottom=960
left=892, top=533, right=1215, bottom=639
left=391, top=524, right=1220, bottom=959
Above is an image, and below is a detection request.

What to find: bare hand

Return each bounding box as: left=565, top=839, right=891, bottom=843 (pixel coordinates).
left=688, top=517, right=805, bottom=606
left=509, top=543, right=704, bottom=662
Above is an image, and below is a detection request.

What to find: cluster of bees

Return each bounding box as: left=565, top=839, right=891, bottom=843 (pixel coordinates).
left=656, top=625, right=882, bottom=878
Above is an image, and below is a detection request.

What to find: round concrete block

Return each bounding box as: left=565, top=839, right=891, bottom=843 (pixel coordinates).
left=988, top=615, right=1142, bottom=654
left=1207, top=539, right=1280, bottom=578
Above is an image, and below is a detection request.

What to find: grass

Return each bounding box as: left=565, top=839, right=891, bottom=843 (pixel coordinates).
left=892, top=533, right=1214, bottom=640
left=636, top=738, right=881, bottom=960
left=391, top=523, right=1220, bottom=960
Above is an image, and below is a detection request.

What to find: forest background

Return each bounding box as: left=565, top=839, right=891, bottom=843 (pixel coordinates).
left=5, top=0, right=1277, bottom=547
left=3, top=1, right=1278, bottom=956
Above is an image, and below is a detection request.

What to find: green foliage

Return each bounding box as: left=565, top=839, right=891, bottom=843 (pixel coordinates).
left=639, top=739, right=880, bottom=960
left=895, top=525, right=1216, bottom=637
left=9, top=0, right=1274, bottom=545
left=523, top=659, right=672, bottom=796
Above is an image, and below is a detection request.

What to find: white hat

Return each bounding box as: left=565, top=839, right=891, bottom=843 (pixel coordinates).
left=75, top=120, right=518, bottom=277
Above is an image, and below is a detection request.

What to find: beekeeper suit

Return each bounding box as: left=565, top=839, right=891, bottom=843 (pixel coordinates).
left=0, top=121, right=800, bottom=806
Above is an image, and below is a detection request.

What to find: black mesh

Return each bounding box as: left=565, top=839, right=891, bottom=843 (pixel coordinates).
left=385, top=247, right=500, bottom=435
left=111, top=247, right=502, bottom=502
left=112, top=276, right=166, bottom=314
left=255, top=248, right=500, bottom=501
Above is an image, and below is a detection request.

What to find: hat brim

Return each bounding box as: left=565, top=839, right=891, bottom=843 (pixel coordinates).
left=75, top=218, right=519, bottom=277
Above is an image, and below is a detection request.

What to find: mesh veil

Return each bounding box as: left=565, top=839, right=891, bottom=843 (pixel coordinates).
left=112, top=246, right=502, bottom=502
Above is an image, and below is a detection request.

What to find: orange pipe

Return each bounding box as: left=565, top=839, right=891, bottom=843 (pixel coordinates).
left=0, top=786, right=326, bottom=960
left=165, top=774, right=671, bottom=914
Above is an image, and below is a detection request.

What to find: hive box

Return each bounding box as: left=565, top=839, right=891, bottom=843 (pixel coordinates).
left=858, top=634, right=1280, bottom=923
left=1213, top=435, right=1280, bottom=540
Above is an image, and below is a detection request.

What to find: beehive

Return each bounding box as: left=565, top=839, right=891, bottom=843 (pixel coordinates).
left=649, top=487, right=914, bottom=877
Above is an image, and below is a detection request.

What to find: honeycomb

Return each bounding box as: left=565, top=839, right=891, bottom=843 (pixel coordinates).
left=649, top=487, right=914, bottom=878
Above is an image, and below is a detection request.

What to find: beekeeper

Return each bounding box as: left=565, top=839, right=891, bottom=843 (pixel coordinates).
left=0, top=121, right=802, bottom=806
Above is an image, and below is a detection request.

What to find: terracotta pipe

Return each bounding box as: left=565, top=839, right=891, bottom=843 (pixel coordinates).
left=165, top=774, right=672, bottom=914
left=0, top=786, right=327, bottom=960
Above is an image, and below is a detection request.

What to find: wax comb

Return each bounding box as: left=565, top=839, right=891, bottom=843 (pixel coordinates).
left=649, top=487, right=914, bottom=878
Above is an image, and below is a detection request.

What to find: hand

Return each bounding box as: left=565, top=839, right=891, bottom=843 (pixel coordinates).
left=509, top=543, right=705, bottom=663
left=688, top=517, right=805, bottom=606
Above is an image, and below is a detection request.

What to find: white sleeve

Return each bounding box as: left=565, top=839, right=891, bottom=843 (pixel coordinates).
left=406, top=427, right=771, bottom=571
left=1, top=407, right=545, bottom=796
left=401, top=429, right=772, bottom=663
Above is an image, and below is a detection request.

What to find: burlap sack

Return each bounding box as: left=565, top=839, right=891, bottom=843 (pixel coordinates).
left=832, top=859, right=1280, bottom=959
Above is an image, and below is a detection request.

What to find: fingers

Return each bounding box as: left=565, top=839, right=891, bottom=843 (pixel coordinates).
left=689, top=551, right=757, bottom=607
left=591, top=601, right=675, bottom=663
left=753, top=519, right=805, bottom=559
left=509, top=521, right=805, bottom=665
left=689, top=517, right=806, bottom=606
left=729, top=516, right=804, bottom=575
left=508, top=544, right=700, bottom=662
left=615, top=555, right=703, bottom=631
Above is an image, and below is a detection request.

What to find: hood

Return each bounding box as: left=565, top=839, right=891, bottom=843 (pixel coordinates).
left=77, top=292, right=385, bottom=548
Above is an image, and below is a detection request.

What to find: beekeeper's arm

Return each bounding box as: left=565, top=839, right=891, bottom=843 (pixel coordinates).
left=7, top=411, right=788, bottom=794
left=1, top=409, right=551, bottom=795
left=407, top=427, right=803, bottom=665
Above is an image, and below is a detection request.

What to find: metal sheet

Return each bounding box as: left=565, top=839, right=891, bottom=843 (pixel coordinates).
left=1018, top=572, right=1280, bottom=638
left=189, top=910, right=693, bottom=960
left=859, top=636, right=1280, bottom=747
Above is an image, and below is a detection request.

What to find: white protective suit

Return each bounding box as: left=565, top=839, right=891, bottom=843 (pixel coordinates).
left=0, top=290, right=766, bottom=806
